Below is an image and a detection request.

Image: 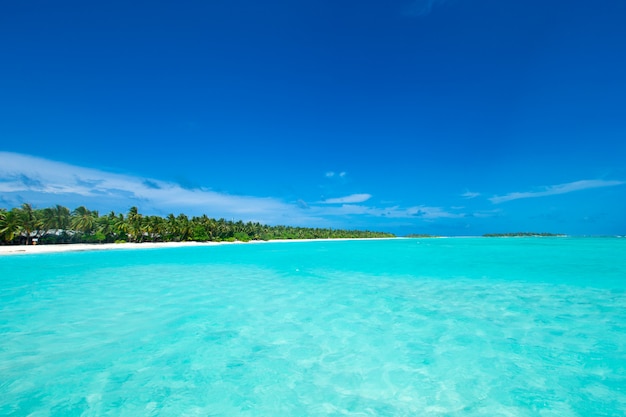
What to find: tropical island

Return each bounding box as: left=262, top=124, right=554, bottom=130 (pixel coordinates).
left=483, top=232, right=566, bottom=237
left=0, top=203, right=395, bottom=246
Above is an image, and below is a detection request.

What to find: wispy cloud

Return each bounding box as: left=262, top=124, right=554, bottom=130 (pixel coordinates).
left=0, top=152, right=321, bottom=225
left=296, top=199, right=309, bottom=209
left=461, top=190, right=480, bottom=199
left=404, top=205, right=463, bottom=219
left=325, top=171, right=347, bottom=178
left=0, top=153, right=479, bottom=229
left=490, top=179, right=625, bottom=204
left=321, top=193, right=372, bottom=204
left=311, top=204, right=466, bottom=220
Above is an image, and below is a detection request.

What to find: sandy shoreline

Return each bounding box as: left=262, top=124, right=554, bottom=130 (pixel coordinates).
left=0, top=238, right=397, bottom=256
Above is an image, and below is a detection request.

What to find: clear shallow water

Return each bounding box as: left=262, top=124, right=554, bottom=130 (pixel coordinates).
left=1, top=238, right=625, bottom=416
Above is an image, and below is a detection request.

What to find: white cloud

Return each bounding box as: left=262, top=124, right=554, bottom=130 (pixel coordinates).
left=490, top=179, right=624, bottom=204
left=403, top=205, right=463, bottom=219
left=310, top=204, right=464, bottom=220
left=461, top=190, right=480, bottom=199
left=0, top=152, right=321, bottom=225
left=0, top=153, right=477, bottom=228
left=321, top=193, right=372, bottom=204
left=325, top=171, right=347, bottom=179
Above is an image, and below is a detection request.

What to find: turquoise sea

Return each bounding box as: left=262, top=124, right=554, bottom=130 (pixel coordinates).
left=1, top=238, right=625, bottom=416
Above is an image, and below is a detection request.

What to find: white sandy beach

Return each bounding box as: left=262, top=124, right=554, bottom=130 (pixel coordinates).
left=0, top=238, right=397, bottom=256
left=0, top=241, right=224, bottom=256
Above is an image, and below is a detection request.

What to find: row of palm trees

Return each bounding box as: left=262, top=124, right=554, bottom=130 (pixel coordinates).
left=0, top=203, right=395, bottom=245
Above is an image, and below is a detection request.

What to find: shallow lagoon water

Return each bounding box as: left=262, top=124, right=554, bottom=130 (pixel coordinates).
left=1, top=238, right=625, bottom=416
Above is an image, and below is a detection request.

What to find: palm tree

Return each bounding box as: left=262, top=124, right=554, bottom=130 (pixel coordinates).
left=164, top=213, right=177, bottom=241
left=53, top=204, right=70, bottom=230
left=0, top=209, right=22, bottom=243
left=71, top=206, right=96, bottom=234
left=40, top=207, right=56, bottom=232
left=17, top=203, right=39, bottom=244
left=95, top=211, right=118, bottom=242
left=126, top=206, right=144, bottom=242
left=113, top=213, right=129, bottom=241
left=215, top=218, right=231, bottom=240
left=176, top=214, right=192, bottom=241
left=144, top=215, right=164, bottom=242
left=41, top=204, right=71, bottom=232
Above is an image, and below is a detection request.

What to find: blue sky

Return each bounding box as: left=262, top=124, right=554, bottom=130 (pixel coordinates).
left=1, top=0, right=625, bottom=235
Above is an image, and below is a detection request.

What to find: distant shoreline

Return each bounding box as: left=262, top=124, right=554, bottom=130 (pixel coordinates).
left=2, top=235, right=621, bottom=256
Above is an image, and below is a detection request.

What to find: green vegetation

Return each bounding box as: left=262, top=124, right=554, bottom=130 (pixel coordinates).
left=483, top=232, right=566, bottom=237
left=0, top=203, right=395, bottom=245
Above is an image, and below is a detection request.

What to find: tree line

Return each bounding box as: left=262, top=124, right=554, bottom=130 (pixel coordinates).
left=482, top=232, right=565, bottom=237
left=0, top=203, right=395, bottom=245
